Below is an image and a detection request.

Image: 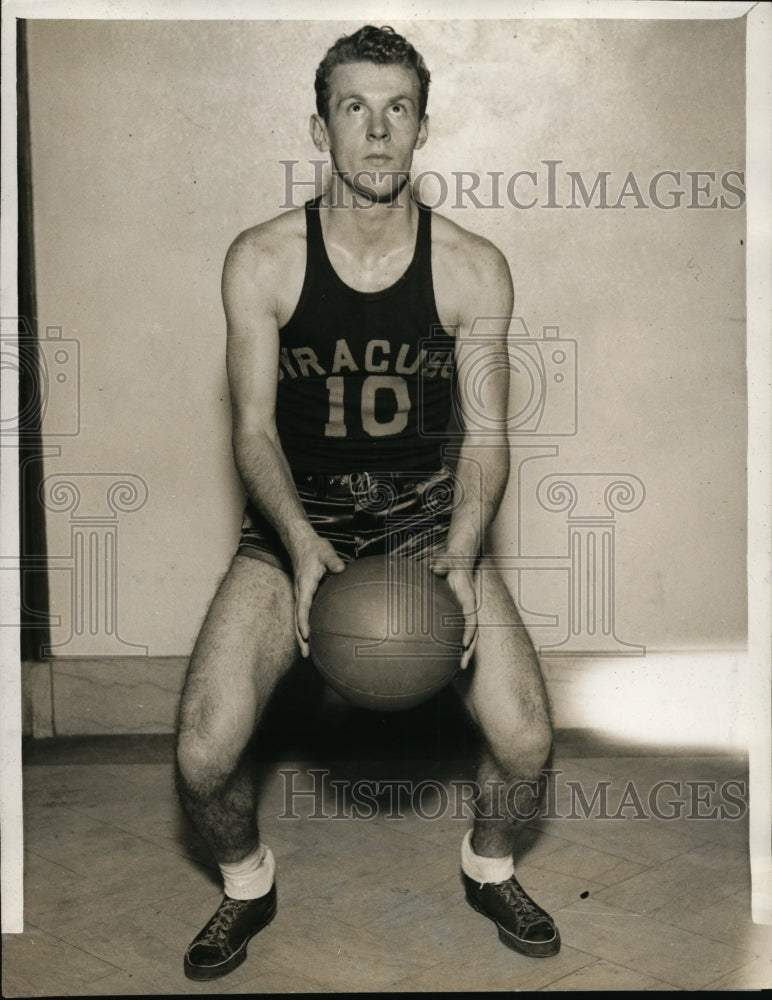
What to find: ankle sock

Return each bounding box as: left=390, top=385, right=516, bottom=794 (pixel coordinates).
left=461, top=828, right=514, bottom=885
left=220, top=843, right=275, bottom=900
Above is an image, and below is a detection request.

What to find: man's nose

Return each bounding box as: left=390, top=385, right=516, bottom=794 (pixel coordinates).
left=367, top=113, right=389, bottom=141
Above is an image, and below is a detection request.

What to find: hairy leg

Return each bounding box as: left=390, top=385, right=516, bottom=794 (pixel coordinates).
left=454, top=562, right=553, bottom=859
left=176, top=555, right=299, bottom=864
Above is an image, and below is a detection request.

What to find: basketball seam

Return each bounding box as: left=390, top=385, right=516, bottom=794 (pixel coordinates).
left=310, top=631, right=462, bottom=644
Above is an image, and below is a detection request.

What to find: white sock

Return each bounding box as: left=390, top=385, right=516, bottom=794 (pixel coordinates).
left=461, top=829, right=515, bottom=885
left=220, top=843, right=275, bottom=900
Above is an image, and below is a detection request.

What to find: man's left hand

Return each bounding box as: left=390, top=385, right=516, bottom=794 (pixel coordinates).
left=430, top=558, right=478, bottom=669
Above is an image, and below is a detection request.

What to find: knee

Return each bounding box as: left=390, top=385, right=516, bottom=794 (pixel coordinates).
left=175, top=671, right=256, bottom=794
left=176, top=727, right=208, bottom=794
left=496, top=716, right=553, bottom=781
left=524, top=720, right=554, bottom=774
left=176, top=723, right=235, bottom=797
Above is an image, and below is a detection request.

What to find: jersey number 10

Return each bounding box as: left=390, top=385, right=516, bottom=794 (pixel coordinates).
left=324, top=375, right=410, bottom=438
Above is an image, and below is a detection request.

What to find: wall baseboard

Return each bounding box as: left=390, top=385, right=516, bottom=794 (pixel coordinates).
left=23, top=657, right=188, bottom=737
left=22, top=649, right=752, bottom=751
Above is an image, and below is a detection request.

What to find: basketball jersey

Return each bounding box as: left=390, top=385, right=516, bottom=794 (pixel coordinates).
left=275, top=196, right=456, bottom=474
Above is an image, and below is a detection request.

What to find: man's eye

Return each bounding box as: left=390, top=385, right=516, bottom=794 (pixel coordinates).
left=349, top=103, right=363, bottom=113
left=390, top=104, right=404, bottom=114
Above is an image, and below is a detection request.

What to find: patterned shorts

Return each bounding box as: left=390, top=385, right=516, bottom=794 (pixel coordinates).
left=237, top=465, right=459, bottom=575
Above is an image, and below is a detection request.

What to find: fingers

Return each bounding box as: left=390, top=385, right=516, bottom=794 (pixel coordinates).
left=437, top=565, right=478, bottom=671
left=324, top=551, right=347, bottom=574
left=456, top=586, right=478, bottom=670
left=294, top=563, right=323, bottom=657
left=430, top=556, right=450, bottom=577
left=294, top=544, right=347, bottom=657
left=295, top=623, right=311, bottom=659
left=460, top=622, right=478, bottom=670
left=294, top=584, right=313, bottom=658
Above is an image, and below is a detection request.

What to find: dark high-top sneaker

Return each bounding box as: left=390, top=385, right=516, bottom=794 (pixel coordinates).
left=463, top=873, right=560, bottom=957
left=184, top=885, right=277, bottom=981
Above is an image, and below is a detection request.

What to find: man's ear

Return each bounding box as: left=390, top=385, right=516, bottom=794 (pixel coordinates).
left=310, top=114, right=330, bottom=153
left=414, top=114, right=429, bottom=151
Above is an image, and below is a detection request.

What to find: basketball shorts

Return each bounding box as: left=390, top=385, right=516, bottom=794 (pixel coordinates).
left=237, top=465, right=459, bottom=575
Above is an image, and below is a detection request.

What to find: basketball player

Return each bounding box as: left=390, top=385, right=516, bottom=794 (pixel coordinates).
left=176, top=25, right=559, bottom=981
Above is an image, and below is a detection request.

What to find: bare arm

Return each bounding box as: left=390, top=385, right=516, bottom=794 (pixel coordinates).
left=432, top=237, right=514, bottom=667
left=223, top=230, right=344, bottom=654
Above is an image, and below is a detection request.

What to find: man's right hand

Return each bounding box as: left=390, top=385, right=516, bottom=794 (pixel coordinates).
left=291, top=536, right=346, bottom=658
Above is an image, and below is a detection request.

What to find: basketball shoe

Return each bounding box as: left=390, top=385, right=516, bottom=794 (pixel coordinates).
left=463, top=873, right=560, bottom=957
left=184, top=885, right=277, bottom=981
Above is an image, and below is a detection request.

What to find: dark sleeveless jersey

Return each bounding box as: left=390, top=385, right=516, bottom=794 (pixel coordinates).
left=275, top=196, right=456, bottom=474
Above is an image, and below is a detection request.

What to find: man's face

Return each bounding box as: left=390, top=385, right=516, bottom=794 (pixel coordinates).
left=311, top=61, right=428, bottom=202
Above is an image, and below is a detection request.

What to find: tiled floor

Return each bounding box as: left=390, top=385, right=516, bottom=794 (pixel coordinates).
left=3, top=699, right=771, bottom=994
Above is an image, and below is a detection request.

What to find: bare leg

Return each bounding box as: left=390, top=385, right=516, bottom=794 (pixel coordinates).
left=454, top=562, right=553, bottom=858
left=176, top=555, right=299, bottom=864
left=453, top=562, right=559, bottom=957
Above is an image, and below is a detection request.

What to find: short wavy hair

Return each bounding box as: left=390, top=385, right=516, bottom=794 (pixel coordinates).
left=315, top=25, right=431, bottom=122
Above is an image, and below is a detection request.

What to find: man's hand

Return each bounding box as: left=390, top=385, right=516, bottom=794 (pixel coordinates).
left=431, top=557, right=478, bottom=670
left=291, top=536, right=346, bottom=658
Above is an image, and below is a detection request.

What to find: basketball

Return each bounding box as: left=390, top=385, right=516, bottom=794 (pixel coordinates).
left=308, top=554, right=465, bottom=711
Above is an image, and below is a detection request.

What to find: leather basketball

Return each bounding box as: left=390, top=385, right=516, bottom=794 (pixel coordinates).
left=308, top=555, right=464, bottom=711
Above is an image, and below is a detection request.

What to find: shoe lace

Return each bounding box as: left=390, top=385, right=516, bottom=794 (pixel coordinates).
left=205, top=898, right=246, bottom=949
left=496, top=878, right=550, bottom=927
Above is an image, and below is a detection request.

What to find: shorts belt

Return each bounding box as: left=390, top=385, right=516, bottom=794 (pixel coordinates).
left=292, top=470, right=434, bottom=499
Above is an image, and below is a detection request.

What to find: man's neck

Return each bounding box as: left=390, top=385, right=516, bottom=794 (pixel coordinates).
left=320, top=176, right=419, bottom=251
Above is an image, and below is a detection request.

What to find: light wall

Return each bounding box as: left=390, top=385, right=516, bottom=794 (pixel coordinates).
left=25, top=17, right=746, bottom=662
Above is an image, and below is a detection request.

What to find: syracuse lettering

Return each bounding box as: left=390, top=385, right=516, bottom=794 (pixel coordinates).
left=277, top=338, right=454, bottom=381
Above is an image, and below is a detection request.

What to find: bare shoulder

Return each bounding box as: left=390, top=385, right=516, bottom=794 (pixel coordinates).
left=431, top=211, right=509, bottom=273
left=225, top=207, right=305, bottom=280
left=430, top=211, right=513, bottom=326
left=222, top=208, right=309, bottom=325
